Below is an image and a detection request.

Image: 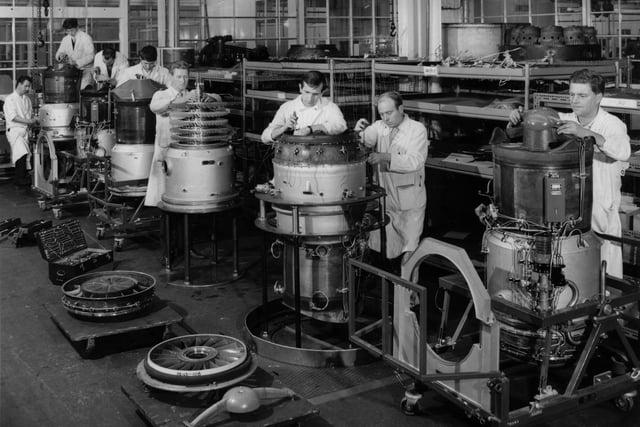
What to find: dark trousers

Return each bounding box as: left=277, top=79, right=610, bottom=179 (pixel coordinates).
left=14, top=154, right=30, bottom=185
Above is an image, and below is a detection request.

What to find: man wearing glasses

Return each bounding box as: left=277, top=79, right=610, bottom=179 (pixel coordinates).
left=116, top=45, right=171, bottom=88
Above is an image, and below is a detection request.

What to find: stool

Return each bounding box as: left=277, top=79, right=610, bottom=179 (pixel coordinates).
left=160, top=199, right=242, bottom=287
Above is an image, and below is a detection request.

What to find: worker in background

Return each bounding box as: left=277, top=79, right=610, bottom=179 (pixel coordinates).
left=509, top=68, right=631, bottom=278
left=3, top=75, right=38, bottom=187
left=261, top=70, right=347, bottom=144
left=116, top=45, right=171, bottom=88
left=354, top=91, right=429, bottom=264
left=91, top=47, right=128, bottom=88
left=55, top=18, right=95, bottom=89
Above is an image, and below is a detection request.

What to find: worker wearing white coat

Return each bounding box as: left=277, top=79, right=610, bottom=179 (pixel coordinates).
left=261, top=70, right=347, bottom=144
left=355, top=91, right=429, bottom=260
left=55, top=18, right=95, bottom=89
left=117, top=45, right=171, bottom=88
left=509, top=68, right=630, bottom=278
left=92, top=47, right=128, bottom=88
left=3, top=75, right=38, bottom=186
left=145, top=61, right=194, bottom=207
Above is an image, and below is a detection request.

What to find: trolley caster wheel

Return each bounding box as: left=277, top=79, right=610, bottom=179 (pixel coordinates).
left=400, top=397, right=417, bottom=416
left=614, top=394, right=635, bottom=412
left=52, top=208, right=63, bottom=220
left=113, top=238, right=124, bottom=252
left=96, top=227, right=105, bottom=240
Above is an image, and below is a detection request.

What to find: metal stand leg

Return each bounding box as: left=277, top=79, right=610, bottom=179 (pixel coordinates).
left=183, top=214, right=191, bottom=285
left=232, top=214, right=239, bottom=277
left=165, top=213, right=172, bottom=271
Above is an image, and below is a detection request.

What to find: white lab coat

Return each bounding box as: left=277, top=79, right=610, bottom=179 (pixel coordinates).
left=145, top=86, right=194, bottom=207
left=55, top=30, right=95, bottom=89
left=93, top=50, right=128, bottom=83
left=362, top=115, right=429, bottom=258
left=116, top=63, right=171, bottom=88
left=3, top=90, right=33, bottom=166
left=559, top=108, right=631, bottom=278
left=261, top=96, right=347, bottom=144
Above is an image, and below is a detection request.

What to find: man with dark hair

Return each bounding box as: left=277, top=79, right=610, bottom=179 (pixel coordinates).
left=116, top=45, right=171, bottom=87
left=261, top=70, right=347, bottom=143
left=55, top=18, right=95, bottom=89
left=3, top=75, right=38, bottom=186
left=509, top=68, right=631, bottom=278
left=92, top=47, right=128, bottom=87
left=354, top=91, right=429, bottom=261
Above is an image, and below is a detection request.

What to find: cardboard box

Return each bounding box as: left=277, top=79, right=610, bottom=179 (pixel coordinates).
left=36, top=219, right=113, bottom=285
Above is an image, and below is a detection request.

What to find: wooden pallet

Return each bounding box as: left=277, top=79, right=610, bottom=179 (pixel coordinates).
left=44, top=298, right=183, bottom=358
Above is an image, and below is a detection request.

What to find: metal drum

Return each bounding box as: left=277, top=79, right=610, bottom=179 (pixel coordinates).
left=80, top=88, right=112, bottom=124
left=272, top=133, right=367, bottom=235
left=110, top=143, right=154, bottom=182
left=485, top=229, right=601, bottom=365
left=43, top=65, right=81, bottom=104
left=38, top=103, right=79, bottom=139
left=493, top=137, right=594, bottom=229
left=485, top=230, right=601, bottom=304
left=564, top=26, right=585, bottom=45
left=540, top=25, right=565, bottom=46
left=282, top=238, right=350, bottom=323
left=518, top=25, right=540, bottom=46
left=114, top=99, right=156, bottom=144
left=161, top=143, right=236, bottom=206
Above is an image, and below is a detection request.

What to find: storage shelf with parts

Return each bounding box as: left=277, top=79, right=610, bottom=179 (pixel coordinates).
left=372, top=59, right=619, bottom=116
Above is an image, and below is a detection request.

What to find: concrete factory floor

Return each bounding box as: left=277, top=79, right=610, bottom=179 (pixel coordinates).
left=1, top=179, right=640, bottom=427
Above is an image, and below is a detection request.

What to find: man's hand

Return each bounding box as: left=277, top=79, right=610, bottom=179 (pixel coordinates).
left=557, top=120, right=591, bottom=139
left=508, top=106, right=523, bottom=126
left=354, top=118, right=370, bottom=132
left=368, top=152, right=391, bottom=165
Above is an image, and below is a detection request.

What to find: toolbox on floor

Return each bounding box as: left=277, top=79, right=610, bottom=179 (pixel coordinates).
left=36, top=219, right=113, bottom=285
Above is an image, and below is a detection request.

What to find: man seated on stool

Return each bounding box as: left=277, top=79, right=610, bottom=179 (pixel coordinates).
left=354, top=91, right=429, bottom=270
left=3, top=75, right=38, bottom=187
left=261, top=70, right=347, bottom=144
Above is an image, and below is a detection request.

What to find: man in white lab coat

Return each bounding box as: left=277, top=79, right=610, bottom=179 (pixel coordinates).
left=3, top=75, right=38, bottom=186
left=261, top=70, right=347, bottom=143
left=116, top=45, right=171, bottom=88
left=55, top=18, right=95, bottom=89
left=509, top=68, right=631, bottom=278
left=92, top=47, right=128, bottom=88
left=355, top=91, right=429, bottom=261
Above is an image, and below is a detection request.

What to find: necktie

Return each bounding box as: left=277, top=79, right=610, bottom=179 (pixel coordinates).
left=389, top=127, right=399, bottom=143
left=71, top=38, right=75, bottom=49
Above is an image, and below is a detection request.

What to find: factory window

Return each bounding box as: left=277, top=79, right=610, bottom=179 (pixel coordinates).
left=129, top=1, right=158, bottom=62
left=303, top=0, right=394, bottom=57
left=176, top=0, right=298, bottom=61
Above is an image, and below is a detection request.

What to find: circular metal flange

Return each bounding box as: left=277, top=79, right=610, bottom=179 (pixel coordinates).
left=61, top=271, right=156, bottom=318
left=144, top=334, right=250, bottom=386
left=136, top=355, right=258, bottom=392
left=169, top=109, right=230, bottom=120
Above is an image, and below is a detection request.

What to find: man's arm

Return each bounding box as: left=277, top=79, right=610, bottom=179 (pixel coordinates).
left=261, top=101, right=296, bottom=144
left=74, top=32, right=95, bottom=69
left=321, top=102, right=348, bottom=135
